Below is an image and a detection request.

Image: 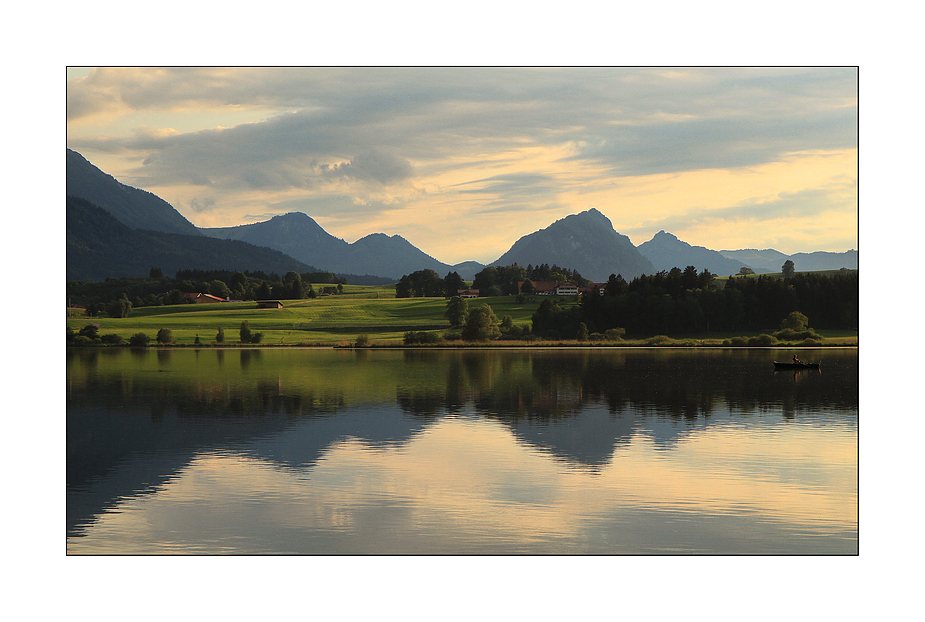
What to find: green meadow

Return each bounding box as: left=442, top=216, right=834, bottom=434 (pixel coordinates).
left=67, top=287, right=543, bottom=346
left=67, top=287, right=858, bottom=347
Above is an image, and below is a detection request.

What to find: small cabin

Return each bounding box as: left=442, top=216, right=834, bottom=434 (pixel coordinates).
left=256, top=300, right=284, bottom=309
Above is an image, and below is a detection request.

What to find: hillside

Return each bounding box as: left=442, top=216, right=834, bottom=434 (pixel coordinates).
left=66, top=149, right=201, bottom=236
left=491, top=208, right=655, bottom=281
left=67, top=196, right=315, bottom=281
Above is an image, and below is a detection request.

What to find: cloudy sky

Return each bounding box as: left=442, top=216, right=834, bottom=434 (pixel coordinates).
left=66, top=66, right=857, bottom=265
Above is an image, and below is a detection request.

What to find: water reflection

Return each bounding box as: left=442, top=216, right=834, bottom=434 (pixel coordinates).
left=67, top=347, right=857, bottom=554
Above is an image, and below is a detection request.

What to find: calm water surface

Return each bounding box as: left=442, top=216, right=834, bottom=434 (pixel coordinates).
left=67, top=347, right=857, bottom=555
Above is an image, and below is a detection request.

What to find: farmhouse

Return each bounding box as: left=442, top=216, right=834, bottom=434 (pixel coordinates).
left=517, top=281, right=580, bottom=296
left=457, top=289, right=480, bottom=298
left=182, top=292, right=228, bottom=303
left=256, top=300, right=284, bottom=309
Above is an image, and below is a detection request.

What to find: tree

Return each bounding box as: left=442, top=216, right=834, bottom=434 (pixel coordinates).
left=107, top=293, right=132, bottom=318
left=780, top=311, right=809, bottom=331
left=443, top=271, right=465, bottom=297
left=239, top=321, right=253, bottom=343
left=216, top=327, right=225, bottom=343
left=229, top=271, right=248, bottom=293
left=782, top=260, right=795, bottom=278
left=444, top=296, right=469, bottom=328
left=165, top=289, right=185, bottom=305
left=156, top=328, right=175, bottom=344
left=283, top=271, right=303, bottom=299
left=462, top=304, right=501, bottom=341
left=577, top=322, right=589, bottom=342
left=256, top=282, right=272, bottom=300
left=521, top=278, right=535, bottom=295
left=738, top=267, right=755, bottom=275
left=210, top=280, right=231, bottom=299
left=395, top=269, right=444, bottom=298
left=149, top=267, right=163, bottom=278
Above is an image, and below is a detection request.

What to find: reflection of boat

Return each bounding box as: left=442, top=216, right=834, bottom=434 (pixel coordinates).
left=773, top=361, right=820, bottom=370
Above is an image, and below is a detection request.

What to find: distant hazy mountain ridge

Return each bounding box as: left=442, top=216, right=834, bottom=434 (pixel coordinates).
left=638, top=230, right=752, bottom=276
left=200, top=212, right=483, bottom=280
left=719, top=248, right=859, bottom=273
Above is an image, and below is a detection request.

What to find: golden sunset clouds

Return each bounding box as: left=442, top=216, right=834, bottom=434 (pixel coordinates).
left=67, top=67, right=857, bottom=264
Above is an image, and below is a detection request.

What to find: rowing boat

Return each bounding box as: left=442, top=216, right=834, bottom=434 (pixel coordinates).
left=773, top=361, right=820, bottom=370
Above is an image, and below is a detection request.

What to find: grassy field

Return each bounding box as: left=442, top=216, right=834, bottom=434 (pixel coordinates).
left=67, top=286, right=858, bottom=347
left=67, top=289, right=542, bottom=346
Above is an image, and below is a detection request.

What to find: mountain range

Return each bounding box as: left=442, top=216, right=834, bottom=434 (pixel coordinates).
left=201, top=212, right=484, bottom=280
left=66, top=148, right=858, bottom=283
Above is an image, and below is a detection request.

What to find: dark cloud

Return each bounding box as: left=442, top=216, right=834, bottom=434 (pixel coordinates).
left=453, top=173, right=565, bottom=214
left=67, top=67, right=857, bottom=226
left=188, top=197, right=216, bottom=213
left=320, top=149, right=413, bottom=185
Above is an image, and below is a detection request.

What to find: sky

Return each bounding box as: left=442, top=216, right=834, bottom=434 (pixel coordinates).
left=66, top=66, right=857, bottom=265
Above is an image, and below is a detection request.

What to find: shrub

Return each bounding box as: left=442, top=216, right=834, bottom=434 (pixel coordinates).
left=589, top=332, right=604, bottom=342
left=647, top=334, right=671, bottom=345
left=156, top=328, right=175, bottom=344
left=250, top=332, right=264, bottom=344
left=101, top=333, right=123, bottom=345
left=801, top=338, right=821, bottom=346
left=355, top=334, right=370, bottom=347
left=747, top=333, right=777, bottom=346
left=604, top=328, right=626, bottom=341
left=730, top=337, right=748, bottom=347
left=78, top=324, right=99, bottom=339
left=404, top=331, right=442, bottom=345
left=129, top=332, right=150, bottom=346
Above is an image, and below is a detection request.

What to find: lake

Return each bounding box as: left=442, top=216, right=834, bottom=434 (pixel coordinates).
left=66, top=347, right=857, bottom=555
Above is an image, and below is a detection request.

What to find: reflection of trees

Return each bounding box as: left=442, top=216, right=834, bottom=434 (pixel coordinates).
left=391, top=349, right=858, bottom=423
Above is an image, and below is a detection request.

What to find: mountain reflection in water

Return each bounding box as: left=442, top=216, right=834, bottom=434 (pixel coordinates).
left=67, top=347, right=857, bottom=554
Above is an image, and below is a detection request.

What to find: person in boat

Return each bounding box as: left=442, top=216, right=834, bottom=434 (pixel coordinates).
left=792, top=355, right=804, bottom=365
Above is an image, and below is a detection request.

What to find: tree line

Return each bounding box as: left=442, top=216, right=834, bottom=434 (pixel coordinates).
left=562, top=267, right=857, bottom=338
left=396, top=263, right=592, bottom=299
left=69, top=267, right=348, bottom=315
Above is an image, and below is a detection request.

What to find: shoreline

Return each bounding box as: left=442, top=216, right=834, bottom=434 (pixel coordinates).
left=65, top=342, right=859, bottom=350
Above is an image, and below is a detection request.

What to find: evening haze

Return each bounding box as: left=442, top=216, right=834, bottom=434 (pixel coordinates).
left=66, top=67, right=858, bottom=265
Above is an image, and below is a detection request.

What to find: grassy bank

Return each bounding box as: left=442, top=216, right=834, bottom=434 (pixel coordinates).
left=67, top=287, right=858, bottom=347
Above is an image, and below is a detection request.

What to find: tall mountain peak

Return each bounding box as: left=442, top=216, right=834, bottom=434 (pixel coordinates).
left=492, top=208, right=655, bottom=281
